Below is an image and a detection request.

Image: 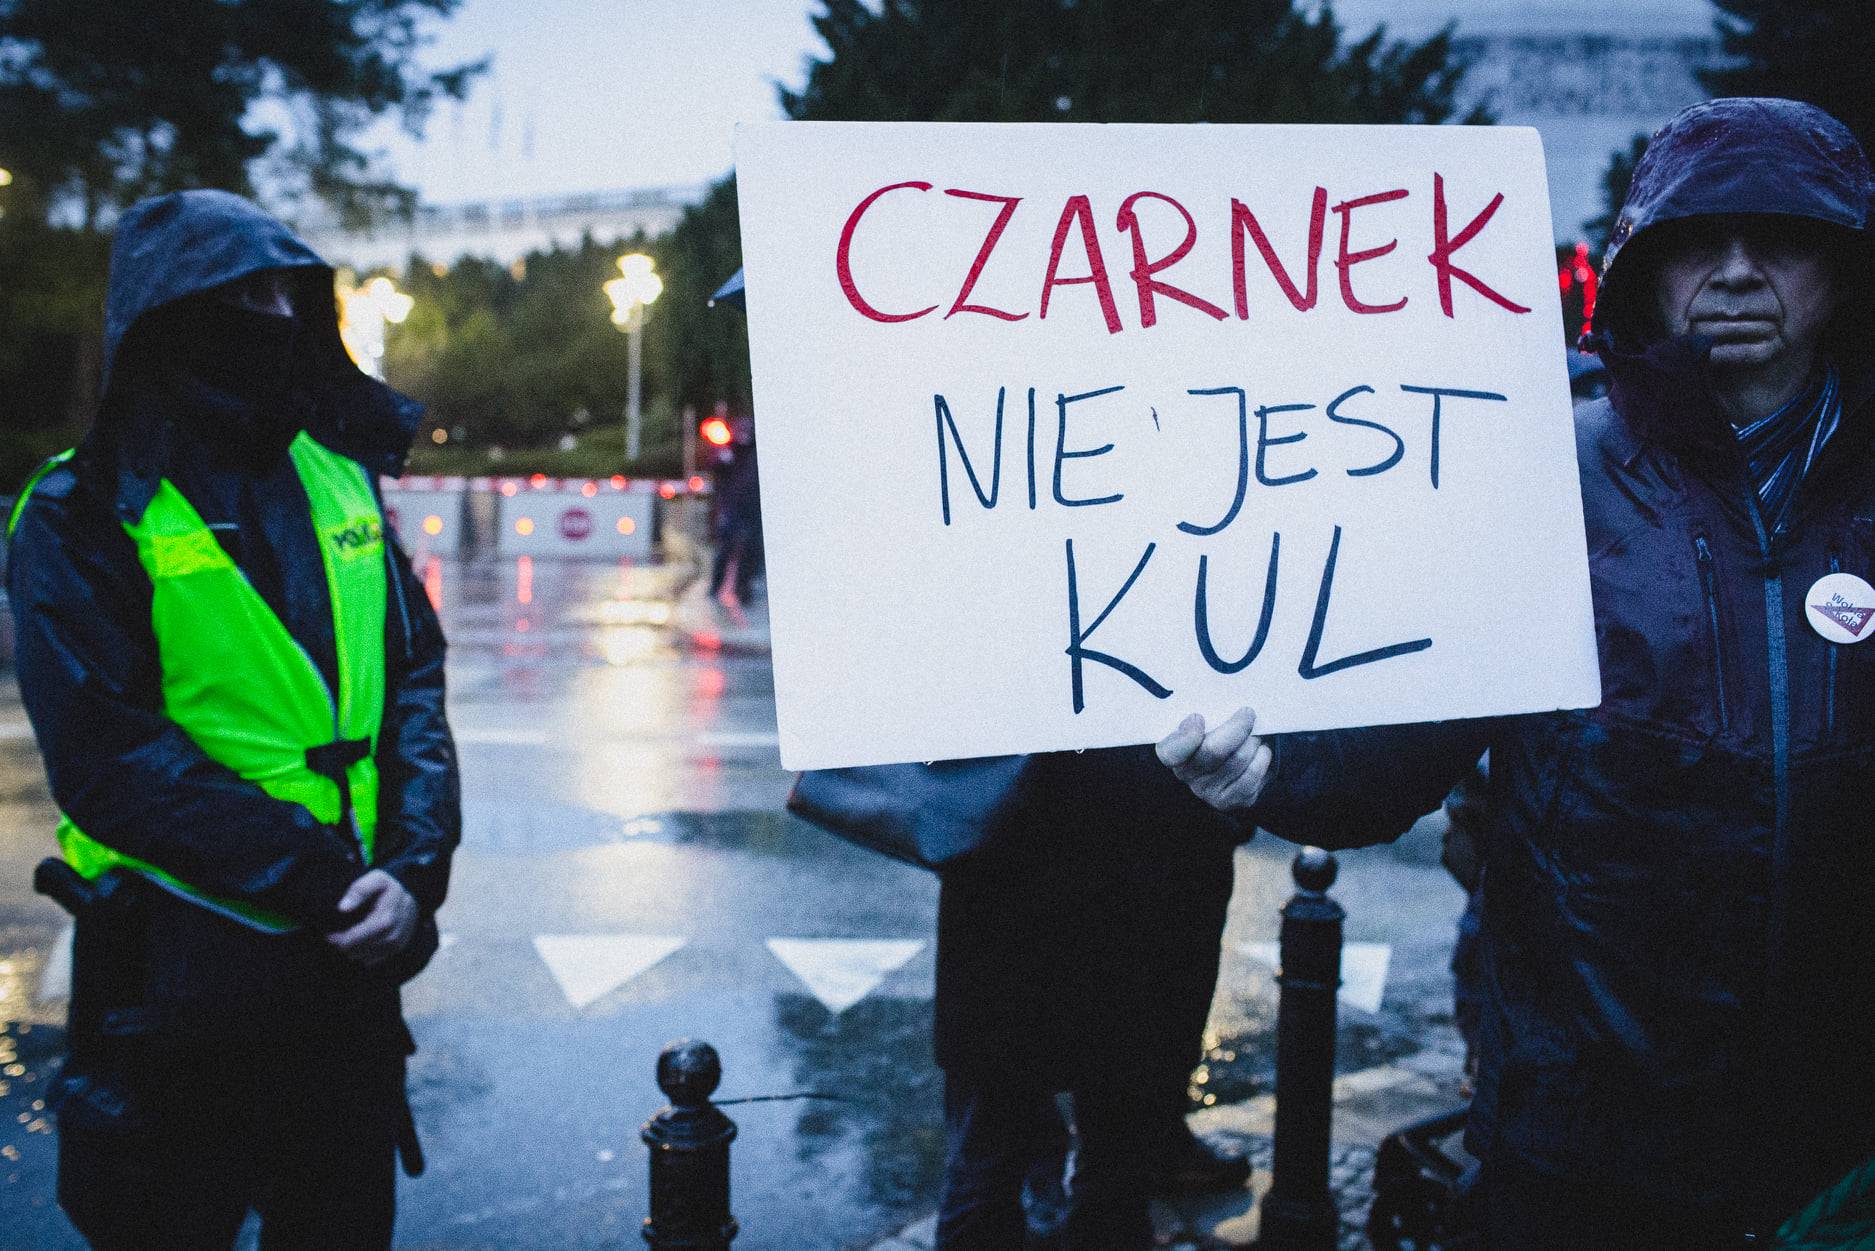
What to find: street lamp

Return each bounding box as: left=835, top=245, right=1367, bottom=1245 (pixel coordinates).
left=603, top=252, right=662, bottom=463
left=336, top=273, right=414, bottom=381
left=0, top=167, right=12, bottom=222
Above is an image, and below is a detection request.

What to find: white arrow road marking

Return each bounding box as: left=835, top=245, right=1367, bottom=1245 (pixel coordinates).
left=533, top=934, right=686, bottom=1010
left=1240, top=941, right=1392, bottom=1014
left=766, top=938, right=925, bottom=1014
left=37, top=923, right=74, bottom=1004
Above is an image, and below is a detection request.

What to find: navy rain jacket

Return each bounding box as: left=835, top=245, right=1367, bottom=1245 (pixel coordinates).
left=1253, top=98, right=1875, bottom=1227
left=6, top=190, right=460, bottom=1043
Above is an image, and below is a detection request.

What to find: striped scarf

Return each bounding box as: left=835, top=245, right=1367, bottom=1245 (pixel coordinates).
left=1733, top=362, right=1842, bottom=535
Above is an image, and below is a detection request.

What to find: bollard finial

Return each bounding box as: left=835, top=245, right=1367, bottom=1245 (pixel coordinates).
left=657, top=1039, right=723, bottom=1108
left=644, top=1039, right=738, bottom=1247
left=1292, top=846, right=1338, bottom=895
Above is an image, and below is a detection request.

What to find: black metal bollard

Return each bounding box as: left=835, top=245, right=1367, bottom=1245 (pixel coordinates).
left=643, top=1039, right=739, bottom=1249
left=1257, top=847, right=1346, bottom=1250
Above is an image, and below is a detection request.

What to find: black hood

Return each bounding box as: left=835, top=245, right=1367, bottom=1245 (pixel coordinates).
left=89, top=190, right=422, bottom=520
left=1592, top=97, right=1873, bottom=352
left=1585, top=98, right=1875, bottom=463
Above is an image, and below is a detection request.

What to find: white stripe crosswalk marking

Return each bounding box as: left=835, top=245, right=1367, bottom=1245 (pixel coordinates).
left=533, top=934, right=686, bottom=1010
left=455, top=727, right=777, bottom=750
left=765, top=938, right=925, bottom=1014
left=695, top=731, right=780, bottom=748
left=456, top=727, right=550, bottom=746
left=0, top=721, right=36, bottom=742
left=1240, top=940, right=1391, bottom=1014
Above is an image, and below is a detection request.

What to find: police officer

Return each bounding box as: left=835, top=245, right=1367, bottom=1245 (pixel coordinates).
left=7, top=190, right=459, bottom=1249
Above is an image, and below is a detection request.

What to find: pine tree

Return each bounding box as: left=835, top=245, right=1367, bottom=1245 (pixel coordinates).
left=781, top=0, right=1483, bottom=127
left=1702, top=0, right=1875, bottom=155
left=0, top=0, right=484, bottom=228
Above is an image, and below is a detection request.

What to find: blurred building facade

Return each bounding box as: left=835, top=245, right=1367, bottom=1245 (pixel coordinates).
left=299, top=183, right=707, bottom=271
left=1325, top=0, right=1720, bottom=240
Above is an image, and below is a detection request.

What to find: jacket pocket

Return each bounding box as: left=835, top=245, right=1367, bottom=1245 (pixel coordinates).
left=1694, top=536, right=1730, bottom=735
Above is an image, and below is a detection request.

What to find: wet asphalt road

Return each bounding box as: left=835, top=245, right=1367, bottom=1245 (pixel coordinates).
left=0, top=555, right=1467, bottom=1250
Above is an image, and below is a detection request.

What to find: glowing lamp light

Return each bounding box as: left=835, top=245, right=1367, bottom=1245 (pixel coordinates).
left=581, top=481, right=598, bottom=498
left=616, top=517, right=636, bottom=535
left=603, top=253, right=663, bottom=325
left=515, top=517, right=535, bottom=536
left=658, top=483, right=677, bottom=500
left=368, top=276, right=414, bottom=324
left=700, top=416, right=733, bottom=447
left=422, top=515, right=444, bottom=536
left=336, top=274, right=413, bottom=378
left=688, top=475, right=706, bottom=492
left=0, top=168, right=13, bottom=187
left=500, top=481, right=519, bottom=497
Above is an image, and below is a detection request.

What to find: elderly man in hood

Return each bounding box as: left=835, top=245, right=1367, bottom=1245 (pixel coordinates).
left=7, top=191, right=458, bottom=1248
left=1160, top=98, right=1875, bottom=1248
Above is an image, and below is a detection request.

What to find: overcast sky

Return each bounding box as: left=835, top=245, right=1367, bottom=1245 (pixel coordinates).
left=368, top=0, right=1719, bottom=207
left=364, top=0, right=827, bottom=205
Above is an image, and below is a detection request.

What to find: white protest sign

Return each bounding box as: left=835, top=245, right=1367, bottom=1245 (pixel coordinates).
left=736, top=122, right=1599, bottom=770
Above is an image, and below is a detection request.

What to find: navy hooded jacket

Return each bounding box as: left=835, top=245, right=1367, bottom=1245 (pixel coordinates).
left=6, top=191, right=459, bottom=1038
left=1252, top=98, right=1875, bottom=1228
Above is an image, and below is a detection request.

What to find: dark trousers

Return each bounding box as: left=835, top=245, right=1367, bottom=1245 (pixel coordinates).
left=55, top=1036, right=404, bottom=1251
left=708, top=515, right=763, bottom=600
left=937, top=1070, right=1174, bottom=1251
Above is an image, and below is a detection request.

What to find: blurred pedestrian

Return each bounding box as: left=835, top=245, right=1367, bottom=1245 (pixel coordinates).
left=1159, top=98, right=1875, bottom=1249
left=6, top=190, right=460, bottom=1249
left=708, top=415, right=764, bottom=605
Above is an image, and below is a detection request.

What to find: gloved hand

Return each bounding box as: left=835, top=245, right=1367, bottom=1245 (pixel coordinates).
left=324, top=869, right=419, bottom=966
left=1155, top=707, right=1273, bottom=815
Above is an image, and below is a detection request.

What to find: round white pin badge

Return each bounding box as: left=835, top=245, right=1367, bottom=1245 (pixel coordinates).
left=1806, top=572, right=1875, bottom=644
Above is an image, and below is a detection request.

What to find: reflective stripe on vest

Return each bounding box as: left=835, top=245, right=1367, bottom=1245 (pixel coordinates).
left=10, top=434, right=387, bottom=932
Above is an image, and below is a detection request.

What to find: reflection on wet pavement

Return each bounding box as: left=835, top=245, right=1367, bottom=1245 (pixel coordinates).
left=462, top=808, right=824, bottom=856
left=771, top=995, right=944, bottom=1220
left=0, top=559, right=1469, bottom=1250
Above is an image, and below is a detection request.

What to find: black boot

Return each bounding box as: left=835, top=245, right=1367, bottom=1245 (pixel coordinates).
left=1154, top=1124, right=1253, bottom=1195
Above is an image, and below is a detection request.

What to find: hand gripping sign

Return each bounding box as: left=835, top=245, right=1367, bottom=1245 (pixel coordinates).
left=736, top=122, right=1599, bottom=770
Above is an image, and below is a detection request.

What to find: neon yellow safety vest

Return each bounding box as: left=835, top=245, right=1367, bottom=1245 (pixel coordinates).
left=8, top=432, right=387, bottom=932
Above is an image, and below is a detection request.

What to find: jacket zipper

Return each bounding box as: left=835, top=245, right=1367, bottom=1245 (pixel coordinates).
left=1745, top=505, right=1791, bottom=1028
left=1827, top=549, right=1841, bottom=734
left=1694, top=536, right=1730, bottom=734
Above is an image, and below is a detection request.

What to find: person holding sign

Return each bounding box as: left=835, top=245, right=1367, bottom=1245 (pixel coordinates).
left=1162, top=98, right=1875, bottom=1250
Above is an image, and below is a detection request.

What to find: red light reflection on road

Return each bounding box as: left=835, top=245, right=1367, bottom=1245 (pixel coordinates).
left=695, top=667, right=726, bottom=699
left=423, top=556, right=443, bottom=613
left=516, top=556, right=534, bottom=605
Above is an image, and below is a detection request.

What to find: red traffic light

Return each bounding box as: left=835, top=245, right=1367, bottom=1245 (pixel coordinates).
left=700, top=416, right=733, bottom=447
